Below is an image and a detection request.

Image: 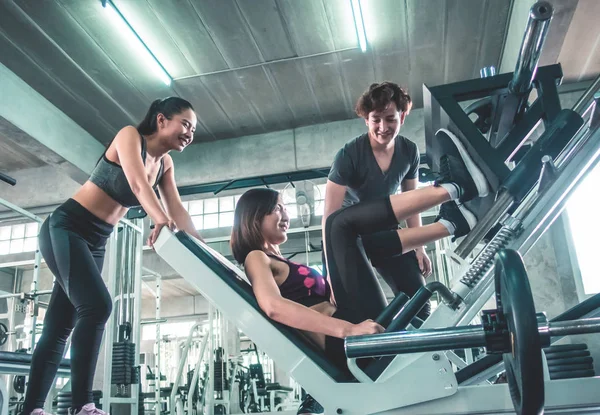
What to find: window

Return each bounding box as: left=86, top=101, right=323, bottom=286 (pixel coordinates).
left=314, top=183, right=326, bottom=217
left=185, top=195, right=238, bottom=231
left=566, top=163, right=600, bottom=295
left=0, top=222, right=38, bottom=255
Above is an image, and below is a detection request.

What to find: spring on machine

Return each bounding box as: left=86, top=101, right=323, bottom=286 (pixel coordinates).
left=459, top=226, right=515, bottom=288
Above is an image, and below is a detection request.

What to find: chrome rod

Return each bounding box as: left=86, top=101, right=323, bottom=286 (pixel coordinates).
left=548, top=318, right=600, bottom=337
left=509, top=1, right=553, bottom=94
left=345, top=326, right=486, bottom=359
left=0, top=197, right=44, bottom=223
left=346, top=317, right=600, bottom=359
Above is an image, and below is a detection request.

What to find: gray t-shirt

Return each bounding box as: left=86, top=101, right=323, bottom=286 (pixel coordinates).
left=328, top=133, right=419, bottom=207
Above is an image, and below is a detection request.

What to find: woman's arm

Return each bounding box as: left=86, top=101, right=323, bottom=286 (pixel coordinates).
left=245, top=250, right=382, bottom=338
left=115, top=126, right=170, bottom=227
left=157, top=155, right=204, bottom=241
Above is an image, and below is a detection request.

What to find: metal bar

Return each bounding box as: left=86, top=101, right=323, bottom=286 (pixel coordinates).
left=154, top=275, right=161, bottom=415
left=0, top=198, right=43, bottom=223
left=0, top=172, right=16, bottom=186
left=188, top=334, right=209, bottom=415
left=509, top=1, right=553, bottom=94
left=214, top=179, right=236, bottom=195
left=119, top=217, right=143, bottom=234
left=345, top=326, right=486, bottom=359
left=0, top=290, right=53, bottom=300
left=119, top=227, right=128, bottom=330
left=173, top=47, right=358, bottom=81
left=572, top=75, right=600, bottom=115
left=454, top=191, right=514, bottom=259
left=548, top=318, right=600, bottom=337
left=140, top=319, right=168, bottom=325
left=170, top=322, right=203, bottom=411
left=29, top=244, right=43, bottom=352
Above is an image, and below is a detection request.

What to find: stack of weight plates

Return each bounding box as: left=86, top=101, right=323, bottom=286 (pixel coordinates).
left=544, top=343, right=596, bottom=380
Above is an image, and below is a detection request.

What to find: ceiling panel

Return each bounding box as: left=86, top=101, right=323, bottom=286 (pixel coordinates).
left=337, top=48, right=376, bottom=114
left=278, top=0, right=336, bottom=55
left=537, top=0, right=578, bottom=67
left=225, top=0, right=297, bottom=63
left=233, top=66, right=295, bottom=132
left=366, top=0, right=411, bottom=86
left=406, top=0, right=446, bottom=107
left=302, top=54, right=354, bottom=121
left=200, top=71, right=268, bottom=137
left=556, top=0, right=600, bottom=82
left=175, top=78, right=233, bottom=142
left=0, top=137, right=46, bottom=171
left=268, top=60, right=323, bottom=126
left=478, top=0, right=513, bottom=75
left=444, top=0, right=490, bottom=83
left=190, top=0, right=264, bottom=68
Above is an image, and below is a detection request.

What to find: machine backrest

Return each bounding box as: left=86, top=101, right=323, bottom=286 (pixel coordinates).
left=175, top=232, right=353, bottom=382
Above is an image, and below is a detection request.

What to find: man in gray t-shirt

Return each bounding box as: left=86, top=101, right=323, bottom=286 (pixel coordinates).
left=322, top=81, right=433, bottom=319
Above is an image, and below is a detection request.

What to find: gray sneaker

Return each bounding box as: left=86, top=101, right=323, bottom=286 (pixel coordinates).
left=434, top=128, right=490, bottom=202
left=435, top=201, right=478, bottom=241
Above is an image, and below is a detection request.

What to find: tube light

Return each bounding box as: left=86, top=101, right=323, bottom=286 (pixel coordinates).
left=350, top=0, right=368, bottom=52
left=102, top=0, right=172, bottom=85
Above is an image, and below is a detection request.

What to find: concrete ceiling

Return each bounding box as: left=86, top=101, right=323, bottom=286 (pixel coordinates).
left=0, top=0, right=599, bottom=189
left=0, top=0, right=515, bottom=148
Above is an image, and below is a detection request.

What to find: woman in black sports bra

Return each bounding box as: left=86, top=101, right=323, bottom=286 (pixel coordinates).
left=23, top=98, right=203, bottom=415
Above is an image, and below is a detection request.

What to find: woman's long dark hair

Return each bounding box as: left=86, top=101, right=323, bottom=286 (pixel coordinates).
left=137, top=97, right=195, bottom=135
left=231, top=188, right=280, bottom=264
left=96, top=97, right=195, bottom=163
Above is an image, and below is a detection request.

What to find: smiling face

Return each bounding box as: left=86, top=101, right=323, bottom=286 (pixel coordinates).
left=260, top=196, right=290, bottom=246
left=230, top=188, right=286, bottom=264
left=157, top=108, right=197, bottom=151
left=365, top=101, right=406, bottom=146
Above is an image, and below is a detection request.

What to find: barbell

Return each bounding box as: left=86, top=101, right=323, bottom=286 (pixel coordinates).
left=345, top=249, right=600, bottom=415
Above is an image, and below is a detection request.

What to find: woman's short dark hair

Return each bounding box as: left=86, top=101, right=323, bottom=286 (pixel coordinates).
left=355, top=81, right=412, bottom=118
left=137, top=97, right=195, bottom=135
left=231, top=188, right=280, bottom=264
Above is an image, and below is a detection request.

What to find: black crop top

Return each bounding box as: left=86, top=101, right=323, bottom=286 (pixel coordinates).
left=268, top=254, right=331, bottom=307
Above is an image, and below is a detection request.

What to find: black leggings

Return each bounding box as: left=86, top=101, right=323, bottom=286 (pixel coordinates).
left=324, top=198, right=429, bottom=323
left=23, top=199, right=113, bottom=414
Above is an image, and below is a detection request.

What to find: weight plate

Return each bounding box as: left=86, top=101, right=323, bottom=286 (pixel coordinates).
left=547, top=356, right=593, bottom=367
left=550, top=369, right=595, bottom=380
left=0, top=322, right=8, bottom=346
left=545, top=350, right=590, bottom=360
left=496, top=249, right=544, bottom=415
left=543, top=343, right=587, bottom=354
left=548, top=363, right=594, bottom=373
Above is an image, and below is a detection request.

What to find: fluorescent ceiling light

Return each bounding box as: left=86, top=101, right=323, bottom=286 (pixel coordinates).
left=102, top=0, right=172, bottom=85
left=351, top=0, right=367, bottom=52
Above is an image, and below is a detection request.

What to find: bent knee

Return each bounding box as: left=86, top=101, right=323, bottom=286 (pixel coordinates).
left=79, top=295, right=113, bottom=323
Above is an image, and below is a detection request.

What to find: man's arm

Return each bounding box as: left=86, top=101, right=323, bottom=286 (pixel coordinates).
left=322, top=180, right=347, bottom=238
left=401, top=178, right=432, bottom=276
